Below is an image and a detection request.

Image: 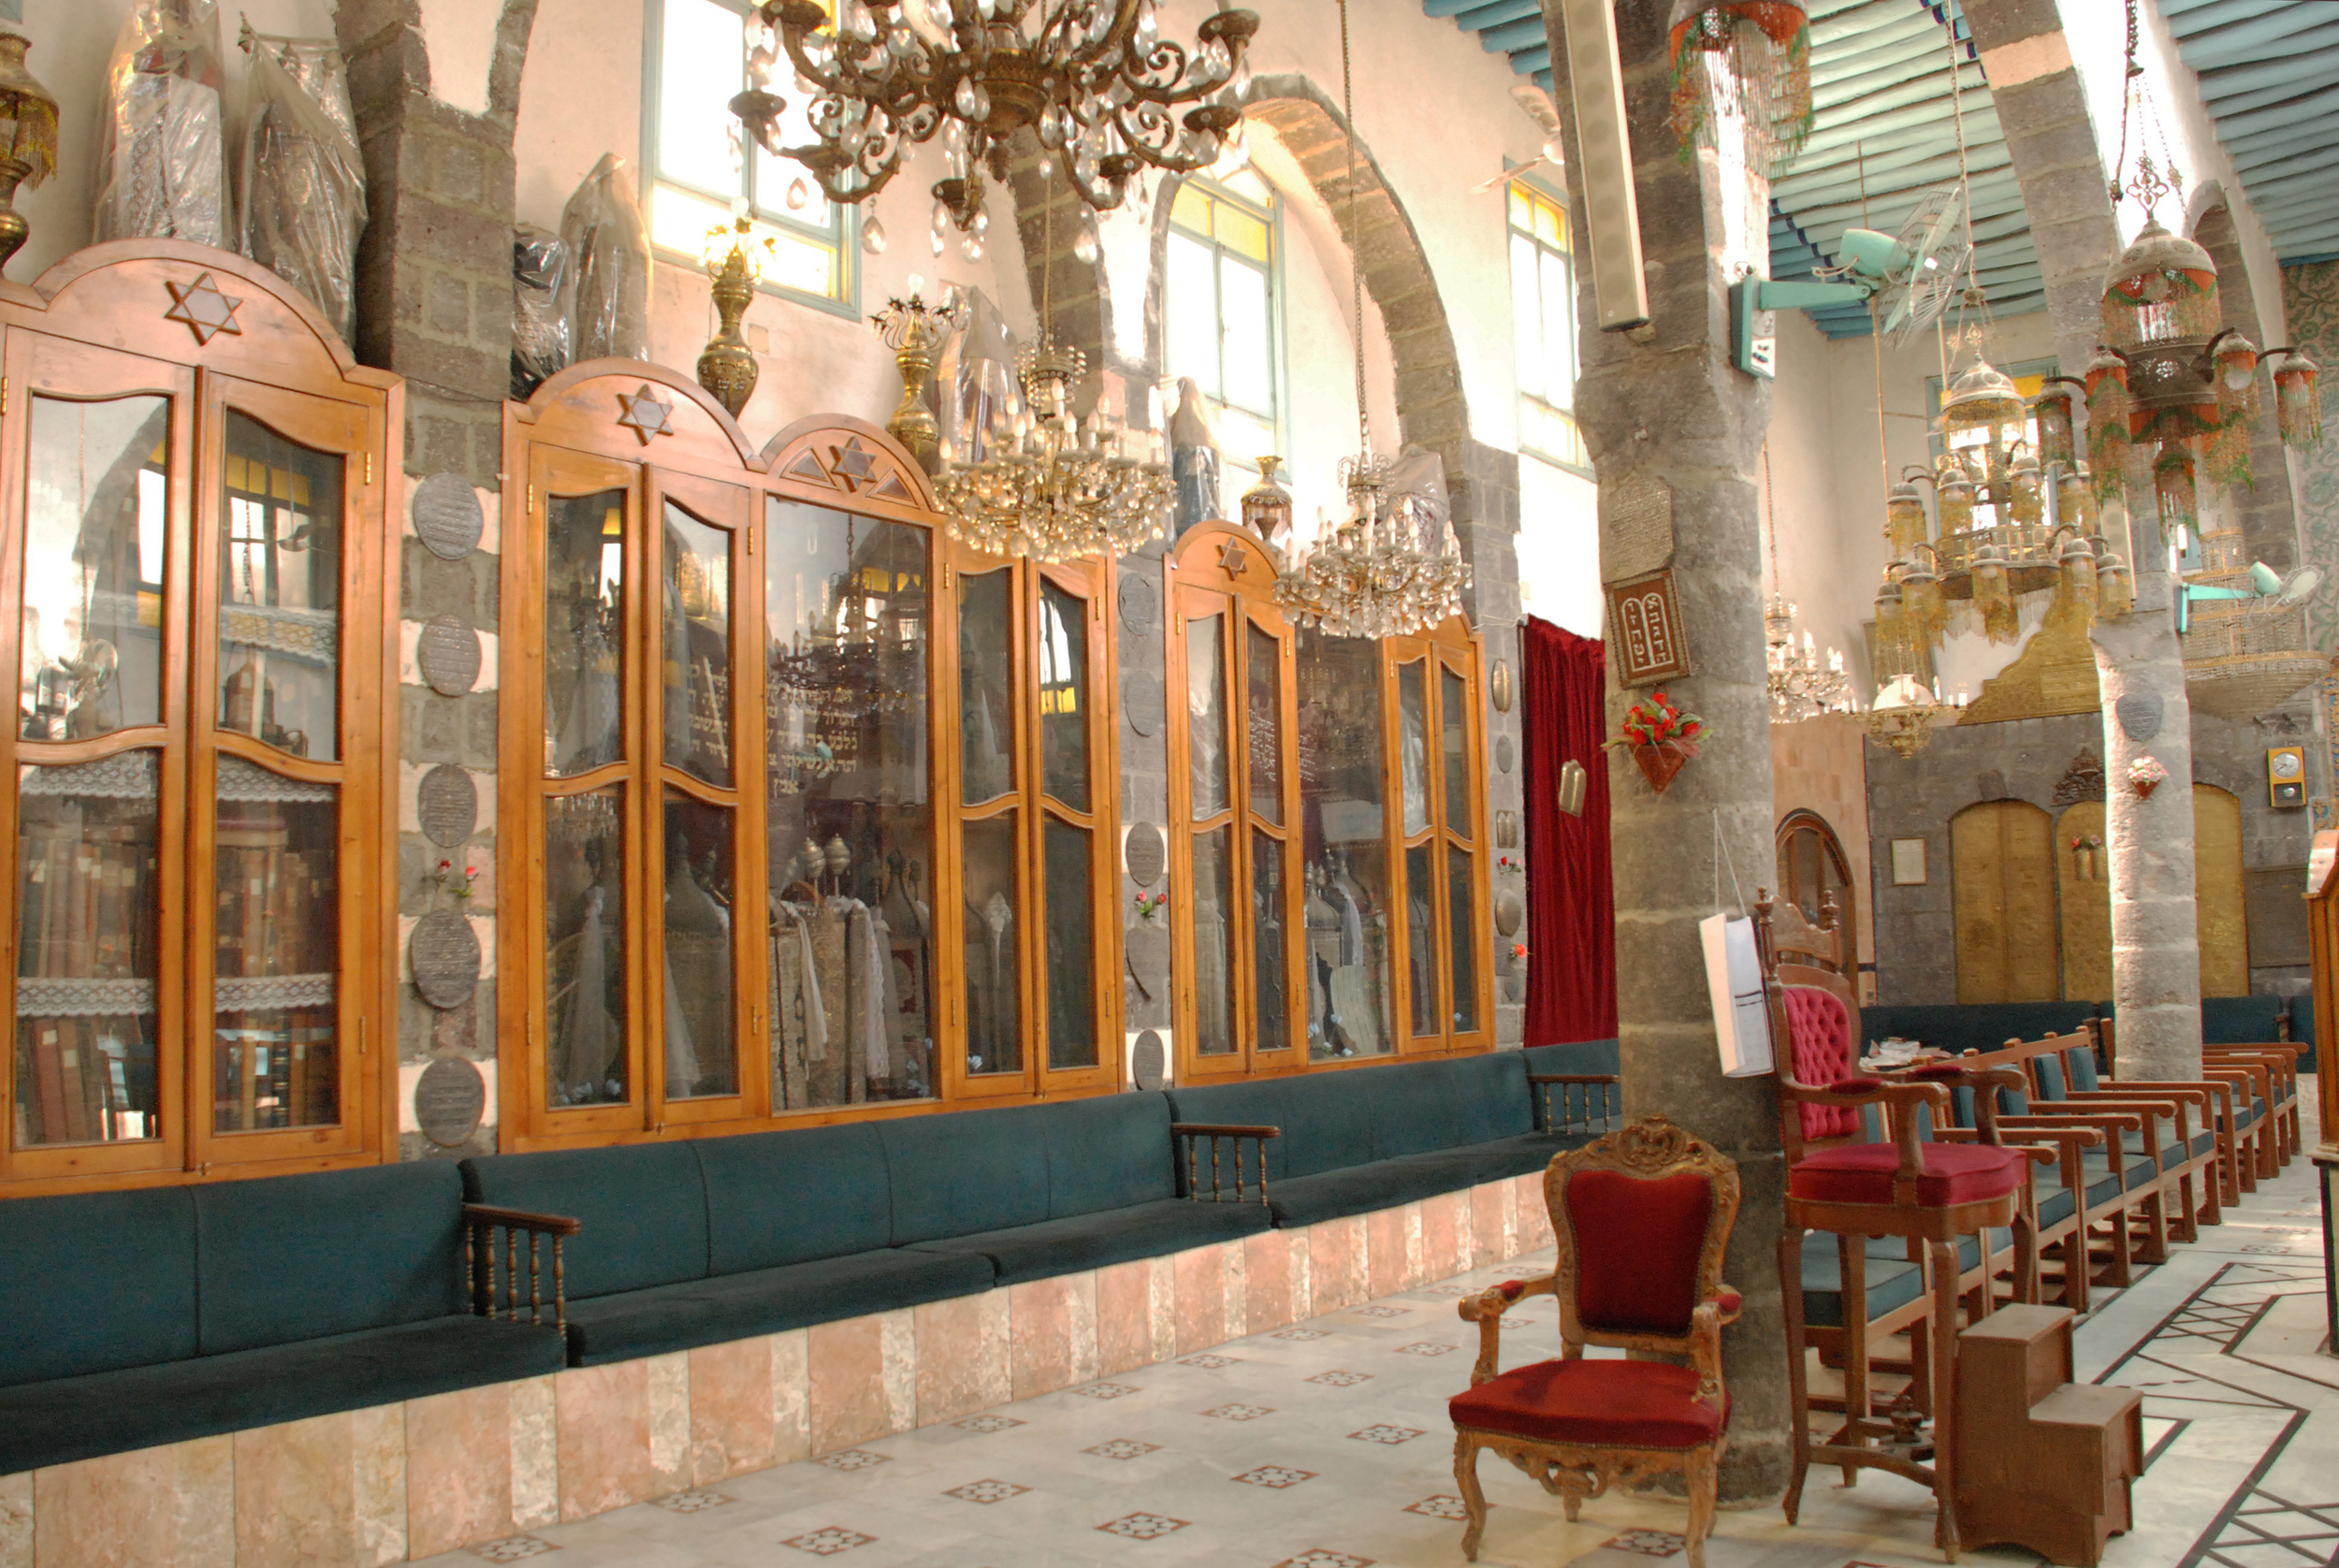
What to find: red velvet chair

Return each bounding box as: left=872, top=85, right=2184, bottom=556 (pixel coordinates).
left=1449, top=1117, right=1741, bottom=1567
left=1757, top=896, right=2041, bottom=1561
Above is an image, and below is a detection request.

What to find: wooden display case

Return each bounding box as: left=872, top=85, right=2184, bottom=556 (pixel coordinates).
left=498, top=369, right=1120, bottom=1148
left=0, top=242, right=399, bottom=1193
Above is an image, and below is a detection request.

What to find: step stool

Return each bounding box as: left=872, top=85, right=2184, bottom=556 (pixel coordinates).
left=1953, top=1303, right=2143, bottom=1566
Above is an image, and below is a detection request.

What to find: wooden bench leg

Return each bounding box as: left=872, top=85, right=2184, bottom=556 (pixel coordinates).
left=1928, top=1236, right=1962, bottom=1561
left=1780, top=1227, right=1812, bottom=1526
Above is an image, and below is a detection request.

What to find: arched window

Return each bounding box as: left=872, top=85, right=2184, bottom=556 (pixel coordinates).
left=1163, top=169, right=1281, bottom=485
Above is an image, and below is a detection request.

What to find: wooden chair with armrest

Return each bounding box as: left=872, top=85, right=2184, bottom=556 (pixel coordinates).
left=1756, top=895, right=2043, bottom=1561
left=2097, top=1016, right=2276, bottom=1192
left=1448, top=1116, right=1741, bottom=1568
left=2016, top=1031, right=2224, bottom=1240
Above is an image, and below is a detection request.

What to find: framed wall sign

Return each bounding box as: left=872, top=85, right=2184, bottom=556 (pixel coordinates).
left=1603, top=569, right=1692, bottom=687
left=1890, top=837, right=1929, bottom=886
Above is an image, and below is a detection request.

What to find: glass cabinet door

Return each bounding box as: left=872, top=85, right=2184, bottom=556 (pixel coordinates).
left=191, top=382, right=373, bottom=1163
left=5, top=339, right=192, bottom=1178
left=1169, top=552, right=1300, bottom=1081
left=950, top=553, right=1026, bottom=1090
left=1382, top=636, right=1489, bottom=1053
left=1034, top=565, right=1111, bottom=1082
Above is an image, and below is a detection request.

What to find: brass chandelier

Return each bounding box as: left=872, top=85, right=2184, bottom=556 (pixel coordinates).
left=732, top=0, right=1258, bottom=249
left=1272, top=0, right=1468, bottom=639
left=929, top=169, right=1174, bottom=562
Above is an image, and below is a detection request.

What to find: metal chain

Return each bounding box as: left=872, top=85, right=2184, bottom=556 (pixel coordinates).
left=1338, top=0, right=1366, bottom=455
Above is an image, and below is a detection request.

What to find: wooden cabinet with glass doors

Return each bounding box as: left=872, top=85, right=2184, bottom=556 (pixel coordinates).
left=1165, top=523, right=1490, bottom=1082
left=499, top=374, right=1120, bottom=1147
left=0, top=243, right=399, bottom=1192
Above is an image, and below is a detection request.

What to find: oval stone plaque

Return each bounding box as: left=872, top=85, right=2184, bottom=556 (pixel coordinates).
left=1124, top=922, right=1170, bottom=979
left=414, top=1056, right=487, bottom=1147
left=417, top=615, right=482, bottom=697
left=1495, top=891, right=1525, bottom=936
left=413, top=472, right=485, bottom=561
left=2115, top=692, right=2164, bottom=743
left=1495, top=735, right=1516, bottom=774
left=411, top=908, right=483, bottom=1009
left=1490, top=659, right=1514, bottom=713
left=1503, top=974, right=1526, bottom=1004
left=1123, top=670, right=1166, bottom=737
left=1118, top=573, right=1159, bottom=636
left=1124, top=821, right=1166, bottom=887
left=1131, top=1029, right=1167, bottom=1091
left=417, top=764, right=478, bottom=848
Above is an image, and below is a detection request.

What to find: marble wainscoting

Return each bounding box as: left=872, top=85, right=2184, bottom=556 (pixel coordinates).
left=0, top=1174, right=1552, bottom=1568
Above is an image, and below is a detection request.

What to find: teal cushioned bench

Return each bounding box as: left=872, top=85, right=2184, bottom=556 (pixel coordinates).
left=461, top=1133, right=992, bottom=1367
left=894, top=1094, right=1271, bottom=1284
left=2289, top=994, right=2317, bottom=1071
left=1858, top=1002, right=2099, bottom=1058
left=2201, top=995, right=2284, bottom=1044
left=1165, top=1050, right=1601, bottom=1228
left=0, top=1164, right=566, bottom=1475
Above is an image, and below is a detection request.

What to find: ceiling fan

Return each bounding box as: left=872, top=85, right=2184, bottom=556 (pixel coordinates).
left=2177, top=561, right=2324, bottom=635
left=1470, top=85, right=1567, bottom=196
left=1730, top=184, right=1972, bottom=376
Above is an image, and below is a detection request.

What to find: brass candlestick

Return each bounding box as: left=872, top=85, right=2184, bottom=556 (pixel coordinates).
left=870, top=282, right=967, bottom=474
left=696, top=220, right=776, bottom=419
left=0, top=34, right=59, bottom=275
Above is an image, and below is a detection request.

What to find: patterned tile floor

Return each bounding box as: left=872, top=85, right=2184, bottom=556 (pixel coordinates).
left=429, top=1106, right=2333, bottom=1568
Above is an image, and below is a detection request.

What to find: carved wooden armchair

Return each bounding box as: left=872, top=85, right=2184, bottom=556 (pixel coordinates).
left=1449, top=1117, right=1741, bottom=1568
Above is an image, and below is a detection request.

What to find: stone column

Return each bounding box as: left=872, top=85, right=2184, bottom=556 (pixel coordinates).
left=1960, top=0, right=2201, bottom=1076
left=1542, top=0, right=1788, bottom=1502
left=337, top=0, right=540, bottom=1155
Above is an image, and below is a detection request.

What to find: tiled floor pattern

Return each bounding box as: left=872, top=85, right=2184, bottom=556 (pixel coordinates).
left=428, top=1107, right=2333, bottom=1568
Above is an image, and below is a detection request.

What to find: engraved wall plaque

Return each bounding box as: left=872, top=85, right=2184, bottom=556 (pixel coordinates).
left=1495, top=891, right=1525, bottom=936
left=411, top=908, right=483, bottom=1009
left=1603, top=570, right=1693, bottom=687
left=1599, top=472, right=1675, bottom=584
left=414, top=1056, right=487, bottom=1147
left=1495, top=735, right=1515, bottom=774
left=417, top=764, right=478, bottom=848
left=418, top=615, right=482, bottom=697
left=1130, top=1028, right=1167, bottom=1091
left=2115, top=692, right=2164, bottom=742
left=1123, top=670, right=1165, bottom=736
left=1490, top=659, right=1514, bottom=713
left=1118, top=573, right=1159, bottom=636
left=1124, top=821, right=1166, bottom=887
left=413, top=472, right=485, bottom=561
left=1503, top=974, right=1526, bottom=1004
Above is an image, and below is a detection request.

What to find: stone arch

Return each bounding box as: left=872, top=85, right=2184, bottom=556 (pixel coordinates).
left=2188, top=183, right=2302, bottom=568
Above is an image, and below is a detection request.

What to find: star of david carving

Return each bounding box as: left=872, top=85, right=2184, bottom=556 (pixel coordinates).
left=829, top=438, right=881, bottom=489
left=1220, top=538, right=1250, bottom=575
left=163, top=273, right=243, bottom=346
left=615, top=385, right=674, bottom=444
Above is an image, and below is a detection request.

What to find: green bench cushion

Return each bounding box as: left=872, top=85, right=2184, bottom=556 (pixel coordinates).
left=698, top=1122, right=893, bottom=1274
left=461, top=1142, right=710, bottom=1301
left=0, top=1314, right=566, bottom=1475
left=1263, top=1154, right=1490, bottom=1228
left=1387, top=1130, right=1591, bottom=1191
left=1798, top=1233, right=1925, bottom=1330
left=2201, top=995, right=2284, bottom=1044
left=878, top=1103, right=1052, bottom=1246
left=907, top=1198, right=1271, bottom=1285
left=0, top=1185, right=196, bottom=1388
left=196, top=1163, right=467, bottom=1357
left=1859, top=1002, right=2097, bottom=1058
left=1366, top=1054, right=1534, bottom=1157
left=559, top=1249, right=995, bottom=1366
left=1520, top=1038, right=1621, bottom=1078
left=1033, top=1093, right=1178, bottom=1218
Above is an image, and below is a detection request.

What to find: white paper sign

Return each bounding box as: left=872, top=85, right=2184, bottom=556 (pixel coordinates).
left=1702, top=911, right=1774, bottom=1077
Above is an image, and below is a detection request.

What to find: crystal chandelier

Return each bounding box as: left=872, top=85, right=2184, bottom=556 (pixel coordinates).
left=733, top=0, right=1258, bottom=247
left=930, top=169, right=1173, bottom=562
left=1272, top=0, right=1469, bottom=639
left=1766, top=597, right=1852, bottom=720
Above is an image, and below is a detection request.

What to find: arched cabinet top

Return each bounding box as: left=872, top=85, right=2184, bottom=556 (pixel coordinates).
left=12, top=240, right=391, bottom=394
left=516, top=359, right=763, bottom=475
left=761, top=414, right=942, bottom=523
left=1168, top=518, right=1285, bottom=599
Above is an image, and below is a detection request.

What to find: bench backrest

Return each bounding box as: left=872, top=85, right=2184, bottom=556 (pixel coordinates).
left=1367, top=1053, right=1533, bottom=1158
left=2201, top=994, right=2284, bottom=1044
left=462, top=1142, right=710, bottom=1299
left=878, top=1103, right=1053, bottom=1246
left=1859, top=1001, right=2099, bottom=1059
left=0, top=1186, right=197, bottom=1387
left=697, top=1121, right=894, bottom=1273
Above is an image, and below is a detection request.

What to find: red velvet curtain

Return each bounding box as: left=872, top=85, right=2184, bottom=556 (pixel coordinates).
left=1522, top=617, right=1616, bottom=1043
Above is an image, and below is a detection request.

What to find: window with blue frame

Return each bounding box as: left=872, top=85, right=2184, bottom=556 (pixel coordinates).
left=646, top=0, right=850, bottom=309
left=1164, top=169, right=1281, bottom=486
left=1510, top=182, right=1586, bottom=472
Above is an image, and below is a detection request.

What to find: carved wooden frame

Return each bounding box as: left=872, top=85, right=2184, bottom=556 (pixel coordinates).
left=1449, top=1117, right=1741, bottom=1566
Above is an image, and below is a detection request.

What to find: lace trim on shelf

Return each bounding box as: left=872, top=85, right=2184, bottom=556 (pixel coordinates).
left=221, top=603, right=337, bottom=665
left=15, top=975, right=158, bottom=1017
left=214, top=972, right=337, bottom=1011
left=21, top=751, right=160, bottom=800
left=216, top=755, right=335, bottom=803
